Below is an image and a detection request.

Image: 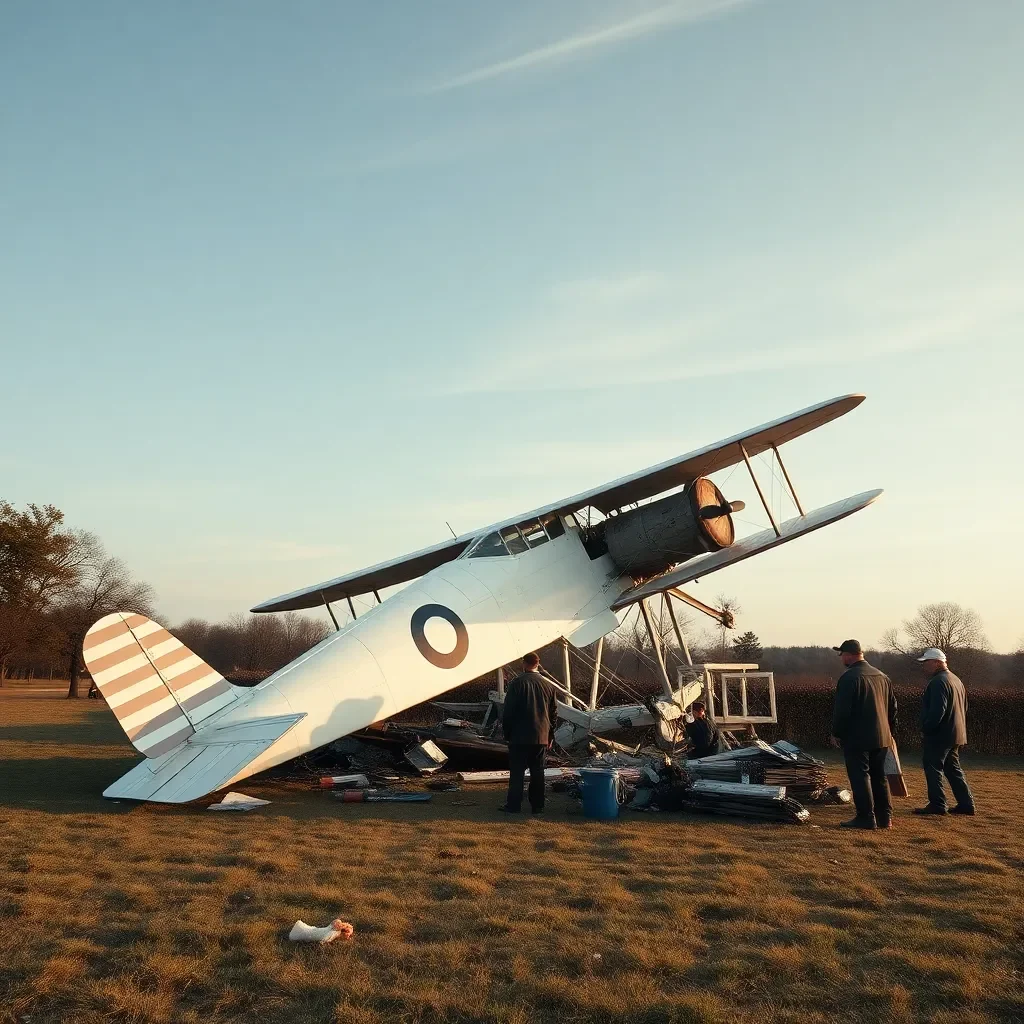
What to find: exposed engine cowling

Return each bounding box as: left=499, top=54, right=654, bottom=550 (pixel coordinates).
left=605, top=477, right=743, bottom=580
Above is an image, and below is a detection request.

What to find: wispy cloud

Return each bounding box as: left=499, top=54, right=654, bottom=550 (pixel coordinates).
left=550, top=271, right=670, bottom=306
left=441, top=224, right=1024, bottom=397
left=313, top=111, right=558, bottom=176
left=427, top=0, right=754, bottom=93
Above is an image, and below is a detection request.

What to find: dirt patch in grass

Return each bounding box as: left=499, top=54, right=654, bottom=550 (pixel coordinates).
left=1, top=694, right=1022, bottom=1023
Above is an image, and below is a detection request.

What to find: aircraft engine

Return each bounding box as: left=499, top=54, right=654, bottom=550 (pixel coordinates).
left=604, top=477, right=744, bottom=579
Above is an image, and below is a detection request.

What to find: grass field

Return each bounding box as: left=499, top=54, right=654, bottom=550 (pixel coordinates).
left=1, top=693, right=1022, bottom=1024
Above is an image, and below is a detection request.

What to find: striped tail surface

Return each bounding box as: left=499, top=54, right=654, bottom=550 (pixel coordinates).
left=83, top=612, right=241, bottom=758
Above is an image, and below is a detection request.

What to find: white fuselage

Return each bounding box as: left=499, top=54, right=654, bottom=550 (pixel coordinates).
left=209, top=519, right=630, bottom=785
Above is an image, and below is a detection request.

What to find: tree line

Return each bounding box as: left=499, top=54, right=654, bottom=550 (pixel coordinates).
left=0, top=500, right=329, bottom=695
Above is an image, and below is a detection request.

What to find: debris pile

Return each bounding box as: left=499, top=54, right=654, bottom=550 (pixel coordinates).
left=570, top=749, right=815, bottom=824
left=686, top=740, right=828, bottom=799
left=261, top=698, right=831, bottom=826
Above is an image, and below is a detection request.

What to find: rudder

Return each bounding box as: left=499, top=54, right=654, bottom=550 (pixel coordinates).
left=83, top=612, right=240, bottom=758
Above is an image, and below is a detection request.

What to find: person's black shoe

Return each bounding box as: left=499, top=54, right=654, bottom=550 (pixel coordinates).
left=876, top=819, right=893, bottom=830
left=530, top=806, right=544, bottom=815
left=498, top=805, right=521, bottom=813
left=840, top=817, right=877, bottom=830
left=912, top=805, right=948, bottom=815
left=950, top=805, right=976, bottom=816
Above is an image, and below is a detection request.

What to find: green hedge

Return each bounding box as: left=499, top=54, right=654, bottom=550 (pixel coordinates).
left=395, top=676, right=1023, bottom=756
left=760, top=685, right=1024, bottom=755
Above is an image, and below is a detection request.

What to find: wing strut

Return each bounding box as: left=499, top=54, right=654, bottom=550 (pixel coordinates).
left=639, top=598, right=675, bottom=700
left=321, top=591, right=340, bottom=631
left=667, top=587, right=730, bottom=627
left=663, top=593, right=694, bottom=666
left=772, top=445, right=805, bottom=516
left=740, top=442, right=781, bottom=537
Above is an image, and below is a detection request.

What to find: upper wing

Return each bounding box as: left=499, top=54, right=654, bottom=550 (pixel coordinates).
left=252, top=394, right=864, bottom=613
left=564, top=393, right=864, bottom=514
left=250, top=535, right=472, bottom=613
left=610, top=489, right=882, bottom=609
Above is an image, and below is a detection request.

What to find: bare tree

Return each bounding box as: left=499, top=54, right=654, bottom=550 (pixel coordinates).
left=882, top=601, right=989, bottom=656
left=281, top=610, right=331, bottom=661
left=882, top=601, right=990, bottom=684
left=50, top=532, right=155, bottom=698
left=688, top=628, right=720, bottom=664
left=172, top=618, right=212, bottom=657
left=170, top=611, right=330, bottom=680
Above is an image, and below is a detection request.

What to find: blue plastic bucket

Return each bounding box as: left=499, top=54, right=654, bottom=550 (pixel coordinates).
left=579, top=768, right=620, bottom=820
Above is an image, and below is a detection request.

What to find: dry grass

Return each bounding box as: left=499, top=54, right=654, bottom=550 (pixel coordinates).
left=1, top=693, right=1023, bottom=1024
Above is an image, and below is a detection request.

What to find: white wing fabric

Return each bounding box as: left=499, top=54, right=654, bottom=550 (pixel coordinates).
left=252, top=395, right=864, bottom=613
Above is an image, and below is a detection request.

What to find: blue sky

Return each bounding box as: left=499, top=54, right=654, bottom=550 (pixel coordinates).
left=2, top=0, right=1021, bottom=652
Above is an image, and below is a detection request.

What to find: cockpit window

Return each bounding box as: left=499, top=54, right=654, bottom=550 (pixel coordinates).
left=500, top=525, right=529, bottom=555
left=468, top=532, right=510, bottom=558
left=541, top=513, right=565, bottom=539
left=466, top=515, right=568, bottom=558
left=519, top=519, right=548, bottom=548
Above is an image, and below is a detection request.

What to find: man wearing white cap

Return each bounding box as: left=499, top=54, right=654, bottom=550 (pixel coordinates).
left=914, top=649, right=975, bottom=816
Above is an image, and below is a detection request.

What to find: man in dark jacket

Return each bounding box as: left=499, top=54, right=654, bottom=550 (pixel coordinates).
left=830, top=639, right=898, bottom=830
left=914, top=648, right=975, bottom=816
left=500, top=652, right=559, bottom=814
left=685, top=702, right=723, bottom=759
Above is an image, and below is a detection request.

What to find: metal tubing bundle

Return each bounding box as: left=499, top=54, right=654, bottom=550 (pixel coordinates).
left=686, top=741, right=827, bottom=797
left=682, top=779, right=810, bottom=823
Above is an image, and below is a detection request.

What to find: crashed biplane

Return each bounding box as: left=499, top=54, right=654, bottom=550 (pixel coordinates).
left=83, top=394, right=880, bottom=802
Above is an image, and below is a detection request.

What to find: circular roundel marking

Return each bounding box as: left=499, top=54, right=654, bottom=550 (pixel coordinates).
left=410, top=603, right=469, bottom=670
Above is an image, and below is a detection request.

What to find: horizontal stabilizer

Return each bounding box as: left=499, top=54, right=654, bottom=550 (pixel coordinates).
left=84, top=612, right=242, bottom=758
left=102, top=713, right=305, bottom=803
left=612, top=489, right=882, bottom=609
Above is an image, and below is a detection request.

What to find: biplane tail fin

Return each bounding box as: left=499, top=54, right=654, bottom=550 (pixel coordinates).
left=83, top=612, right=242, bottom=759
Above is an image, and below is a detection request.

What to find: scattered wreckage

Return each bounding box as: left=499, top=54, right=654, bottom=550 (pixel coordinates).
left=299, top=658, right=850, bottom=825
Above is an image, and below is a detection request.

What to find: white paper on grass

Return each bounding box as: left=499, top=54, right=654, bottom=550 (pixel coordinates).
left=289, top=920, right=348, bottom=943
left=207, top=791, right=270, bottom=811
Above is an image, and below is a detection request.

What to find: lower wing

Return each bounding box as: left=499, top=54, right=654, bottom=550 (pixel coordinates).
left=611, top=490, right=882, bottom=609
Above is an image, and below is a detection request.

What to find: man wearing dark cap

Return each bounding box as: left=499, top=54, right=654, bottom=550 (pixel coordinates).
left=830, top=639, right=898, bottom=830
left=500, top=652, right=559, bottom=815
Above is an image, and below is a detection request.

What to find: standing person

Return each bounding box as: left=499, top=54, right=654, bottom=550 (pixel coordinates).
left=914, top=648, right=975, bottom=816
left=830, top=639, right=898, bottom=830
left=500, top=652, right=558, bottom=815
left=685, top=701, right=724, bottom=759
